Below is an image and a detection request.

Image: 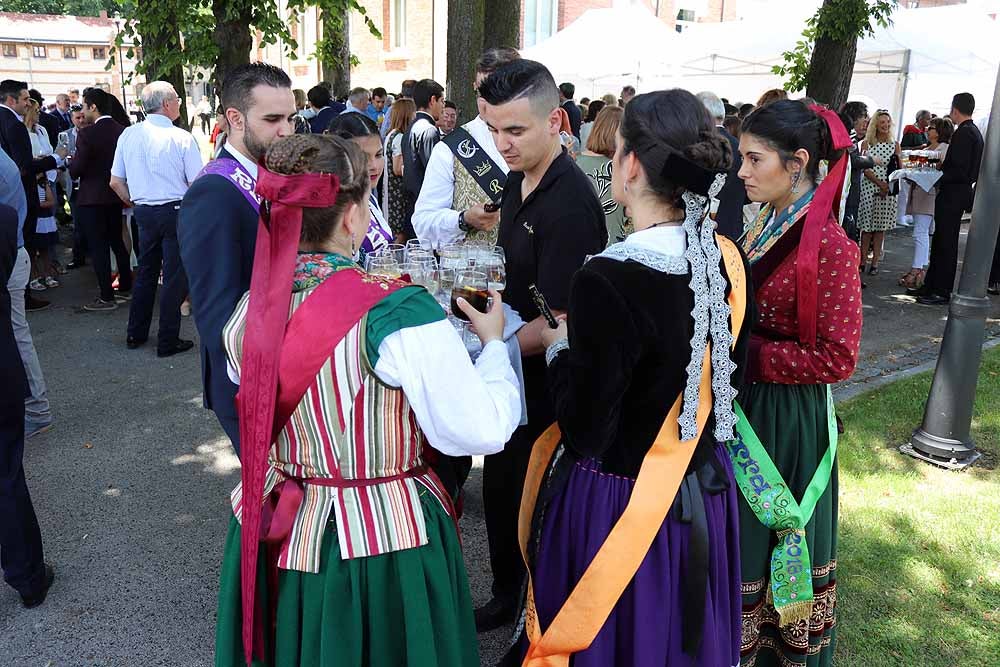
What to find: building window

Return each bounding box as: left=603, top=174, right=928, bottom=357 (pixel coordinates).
left=676, top=9, right=696, bottom=22
left=32, top=45, right=47, bottom=58
left=392, top=0, right=406, bottom=49
left=2, top=43, right=16, bottom=58
left=93, top=46, right=107, bottom=60
left=63, top=46, right=77, bottom=59
left=524, top=0, right=558, bottom=48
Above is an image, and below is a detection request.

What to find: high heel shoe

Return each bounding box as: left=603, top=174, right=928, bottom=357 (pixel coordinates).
left=868, top=265, right=879, bottom=276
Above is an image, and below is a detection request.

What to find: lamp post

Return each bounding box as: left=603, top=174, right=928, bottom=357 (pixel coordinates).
left=902, top=69, right=1000, bottom=469
left=113, top=18, right=127, bottom=106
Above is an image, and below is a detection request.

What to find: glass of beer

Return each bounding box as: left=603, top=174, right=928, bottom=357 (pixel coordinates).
left=450, top=270, right=489, bottom=321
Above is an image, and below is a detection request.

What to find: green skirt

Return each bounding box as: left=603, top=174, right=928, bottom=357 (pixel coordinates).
left=737, top=383, right=838, bottom=667
left=215, top=489, right=479, bottom=667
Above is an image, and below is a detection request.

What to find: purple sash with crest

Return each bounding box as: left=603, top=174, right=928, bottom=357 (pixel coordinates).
left=196, top=156, right=261, bottom=214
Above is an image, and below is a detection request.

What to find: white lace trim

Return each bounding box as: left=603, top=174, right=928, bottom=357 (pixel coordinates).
left=545, top=338, right=570, bottom=366
left=587, top=174, right=738, bottom=443
left=597, top=243, right=689, bottom=274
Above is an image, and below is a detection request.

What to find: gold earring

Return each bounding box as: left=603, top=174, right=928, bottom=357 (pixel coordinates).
left=791, top=170, right=801, bottom=195
left=350, top=232, right=356, bottom=256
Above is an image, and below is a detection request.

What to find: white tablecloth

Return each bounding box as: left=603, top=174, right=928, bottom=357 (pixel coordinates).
left=889, top=168, right=942, bottom=193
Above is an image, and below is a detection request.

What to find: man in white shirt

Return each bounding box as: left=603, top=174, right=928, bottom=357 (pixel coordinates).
left=110, top=80, right=203, bottom=357
left=341, top=87, right=370, bottom=115
left=412, top=48, right=519, bottom=249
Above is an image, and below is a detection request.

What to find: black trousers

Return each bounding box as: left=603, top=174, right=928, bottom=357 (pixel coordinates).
left=923, top=187, right=969, bottom=297
left=69, top=188, right=87, bottom=264
left=483, top=363, right=550, bottom=604
left=76, top=204, right=132, bottom=302
left=127, top=203, right=188, bottom=349
left=0, top=387, right=46, bottom=599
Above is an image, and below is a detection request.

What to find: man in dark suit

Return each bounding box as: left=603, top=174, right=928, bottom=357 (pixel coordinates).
left=49, top=93, right=73, bottom=134
left=913, top=93, right=985, bottom=305
left=179, top=63, right=297, bottom=455
left=0, top=202, right=54, bottom=608
left=402, top=78, right=445, bottom=200
left=0, top=81, right=68, bottom=219
left=697, top=91, right=748, bottom=241
left=558, top=82, right=582, bottom=139
left=69, top=88, right=131, bottom=311
left=306, top=84, right=344, bottom=134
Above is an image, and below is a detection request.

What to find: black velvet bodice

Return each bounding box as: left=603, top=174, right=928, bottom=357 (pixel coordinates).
left=548, top=252, right=752, bottom=479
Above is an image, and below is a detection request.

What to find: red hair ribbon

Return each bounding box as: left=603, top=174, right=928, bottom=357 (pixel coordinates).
left=796, top=105, right=853, bottom=348
left=238, top=166, right=340, bottom=666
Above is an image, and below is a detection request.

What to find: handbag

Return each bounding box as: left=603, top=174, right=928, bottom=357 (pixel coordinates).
left=886, top=152, right=901, bottom=196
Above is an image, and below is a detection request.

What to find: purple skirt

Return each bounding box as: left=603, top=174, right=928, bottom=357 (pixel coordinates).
left=528, top=444, right=741, bottom=667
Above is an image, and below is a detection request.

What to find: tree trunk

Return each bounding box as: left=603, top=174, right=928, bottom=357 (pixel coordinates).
left=320, top=10, right=351, bottom=98
left=483, top=0, right=520, bottom=50
left=136, top=9, right=189, bottom=128
left=447, top=0, right=485, bottom=125
left=805, top=34, right=857, bottom=110
left=211, top=0, right=253, bottom=96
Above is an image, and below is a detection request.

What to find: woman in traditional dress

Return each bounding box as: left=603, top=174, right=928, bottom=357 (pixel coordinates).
left=214, top=134, right=521, bottom=667
left=514, top=89, right=750, bottom=667
left=382, top=98, right=416, bottom=243
left=736, top=99, right=863, bottom=667
left=858, top=109, right=901, bottom=275
left=326, top=113, right=394, bottom=265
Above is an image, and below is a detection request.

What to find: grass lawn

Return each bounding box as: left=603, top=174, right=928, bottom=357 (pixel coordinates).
left=835, top=344, right=1000, bottom=667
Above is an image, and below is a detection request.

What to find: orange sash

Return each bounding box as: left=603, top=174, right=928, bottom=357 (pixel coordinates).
left=517, top=236, right=748, bottom=667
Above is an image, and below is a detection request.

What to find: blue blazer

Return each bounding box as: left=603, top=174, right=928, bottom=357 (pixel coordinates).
left=308, top=104, right=345, bottom=134
left=177, top=147, right=258, bottom=427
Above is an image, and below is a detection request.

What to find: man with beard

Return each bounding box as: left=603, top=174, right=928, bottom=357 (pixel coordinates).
left=178, top=63, right=296, bottom=456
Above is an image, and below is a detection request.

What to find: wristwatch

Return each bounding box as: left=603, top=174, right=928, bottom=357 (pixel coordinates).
left=458, top=210, right=471, bottom=233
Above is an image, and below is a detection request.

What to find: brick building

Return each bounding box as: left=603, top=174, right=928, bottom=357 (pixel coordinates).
left=0, top=12, right=143, bottom=106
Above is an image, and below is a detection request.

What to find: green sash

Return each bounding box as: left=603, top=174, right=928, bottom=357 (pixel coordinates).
left=727, top=385, right=838, bottom=626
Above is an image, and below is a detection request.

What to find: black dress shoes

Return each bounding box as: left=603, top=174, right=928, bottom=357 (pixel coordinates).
left=20, top=563, right=55, bottom=608
left=906, top=285, right=930, bottom=298
left=126, top=336, right=147, bottom=349
left=157, top=339, right=195, bottom=358
left=917, top=293, right=951, bottom=306
left=989, top=283, right=1000, bottom=296
left=67, top=260, right=86, bottom=270
left=474, top=596, right=518, bottom=633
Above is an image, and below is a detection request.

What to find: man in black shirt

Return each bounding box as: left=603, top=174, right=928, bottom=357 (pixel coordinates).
left=912, top=93, right=985, bottom=305
left=558, top=82, right=582, bottom=140
left=402, top=78, right=445, bottom=200
left=477, top=59, right=605, bottom=631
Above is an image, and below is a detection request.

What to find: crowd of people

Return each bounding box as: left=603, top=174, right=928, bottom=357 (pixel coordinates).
left=0, top=42, right=994, bottom=667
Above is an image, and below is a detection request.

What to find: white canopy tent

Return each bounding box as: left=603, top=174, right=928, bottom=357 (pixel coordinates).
left=679, top=3, right=1000, bottom=129
left=520, top=5, right=685, bottom=99
left=523, top=2, right=999, bottom=131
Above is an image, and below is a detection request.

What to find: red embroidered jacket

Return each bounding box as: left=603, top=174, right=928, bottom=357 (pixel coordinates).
left=747, top=221, right=863, bottom=385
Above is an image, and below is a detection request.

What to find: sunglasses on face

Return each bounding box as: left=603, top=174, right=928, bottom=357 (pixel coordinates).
left=70, top=104, right=83, bottom=112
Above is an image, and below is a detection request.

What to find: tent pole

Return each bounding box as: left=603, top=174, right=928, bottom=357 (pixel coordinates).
left=894, top=49, right=912, bottom=141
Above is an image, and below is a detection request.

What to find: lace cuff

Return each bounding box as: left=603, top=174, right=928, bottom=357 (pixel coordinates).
left=545, top=339, right=570, bottom=366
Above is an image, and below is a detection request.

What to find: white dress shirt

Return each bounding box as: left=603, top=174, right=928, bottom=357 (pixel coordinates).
left=225, top=143, right=259, bottom=180
left=111, top=113, right=203, bottom=205
left=228, top=317, right=521, bottom=457
left=412, top=116, right=509, bottom=249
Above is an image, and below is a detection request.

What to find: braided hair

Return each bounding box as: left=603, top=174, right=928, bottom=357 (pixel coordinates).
left=619, top=89, right=732, bottom=210
left=263, top=134, right=370, bottom=245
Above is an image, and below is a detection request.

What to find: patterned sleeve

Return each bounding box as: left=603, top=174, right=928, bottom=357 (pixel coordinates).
left=222, top=291, right=251, bottom=384
left=750, top=230, right=863, bottom=385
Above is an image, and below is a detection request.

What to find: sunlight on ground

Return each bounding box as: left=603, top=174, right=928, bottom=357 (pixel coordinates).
left=170, top=438, right=241, bottom=475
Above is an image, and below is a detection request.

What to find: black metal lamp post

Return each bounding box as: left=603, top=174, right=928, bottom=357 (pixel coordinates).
left=903, top=69, right=1000, bottom=469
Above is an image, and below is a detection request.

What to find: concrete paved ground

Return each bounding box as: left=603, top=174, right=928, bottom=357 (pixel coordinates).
left=2, top=223, right=998, bottom=666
